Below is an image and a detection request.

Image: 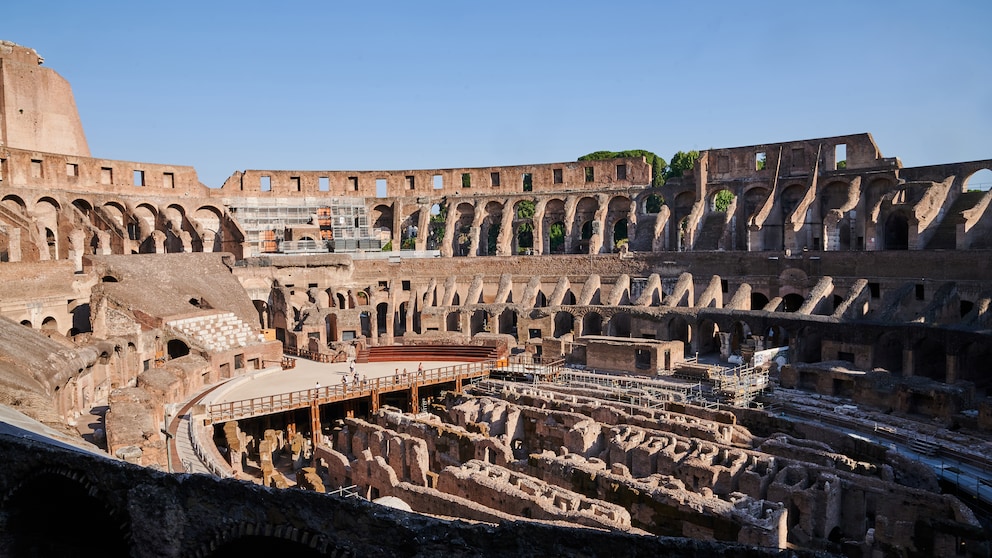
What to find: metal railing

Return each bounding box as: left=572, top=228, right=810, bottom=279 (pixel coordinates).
left=207, top=358, right=501, bottom=423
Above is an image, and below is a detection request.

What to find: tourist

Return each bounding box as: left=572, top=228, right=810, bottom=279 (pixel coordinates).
left=349, top=359, right=356, bottom=375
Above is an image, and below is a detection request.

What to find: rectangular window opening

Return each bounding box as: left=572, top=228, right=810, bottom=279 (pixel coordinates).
left=348, top=176, right=359, bottom=191
left=721, top=279, right=729, bottom=292
left=522, top=173, right=533, bottom=192
left=755, top=152, right=766, bottom=171
left=290, top=176, right=301, bottom=191
left=235, top=353, right=245, bottom=369
left=529, top=328, right=542, bottom=339
left=616, top=164, right=627, bottom=180
left=718, top=156, right=730, bottom=173
left=66, top=163, right=78, bottom=177
left=432, top=175, right=443, bottom=190
left=30, top=159, right=43, bottom=178
left=0, top=158, right=5, bottom=182
left=133, top=170, right=145, bottom=186
left=375, top=178, right=388, bottom=198
left=260, top=176, right=271, bottom=192
left=915, top=283, right=925, bottom=300
left=406, top=175, right=415, bottom=190
left=101, top=167, right=113, bottom=185
left=868, top=282, right=880, bottom=298
left=553, top=168, right=563, bottom=184
left=835, top=144, right=847, bottom=170
left=163, top=172, right=174, bottom=188
left=490, top=172, right=500, bottom=187
left=402, top=280, right=411, bottom=291
left=461, top=173, right=471, bottom=188
left=584, top=166, right=594, bottom=182
left=319, top=176, right=329, bottom=191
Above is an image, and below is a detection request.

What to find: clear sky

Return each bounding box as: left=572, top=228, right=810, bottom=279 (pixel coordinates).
left=5, top=1, right=991, bottom=188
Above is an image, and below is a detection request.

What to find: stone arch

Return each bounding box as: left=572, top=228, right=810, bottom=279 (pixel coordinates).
left=666, top=315, right=691, bottom=353
left=40, top=316, right=59, bottom=334
left=963, top=168, right=992, bottom=191
left=608, top=312, right=631, bottom=337
left=132, top=203, right=159, bottom=253
left=400, top=207, right=421, bottom=250
left=2, top=469, right=130, bottom=556
left=573, top=196, right=598, bottom=254
left=782, top=293, right=805, bottom=313
left=750, top=291, right=770, bottom=311
left=167, top=339, right=190, bottom=359
left=958, top=341, right=992, bottom=390
left=581, top=312, right=602, bottom=336
left=470, top=310, right=488, bottom=335
left=453, top=202, right=475, bottom=257
left=376, top=302, right=389, bottom=335
left=543, top=198, right=566, bottom=254
left=1, top=194, right=26, bottom=212
left=697, top=318, right=720, bottom=354
left=913, top=337, right=946, bottom=382
left=498, top=308, right=517, bottom=336
left=534, top=290, right=547, bottom=308
left=883, top=210, right=910, bottom=250
left=513, top=199, right=535, bottom=255
left=561, top=289, right=576, bottom=305
left=446, top=311, right=460, bottom=332
left=553, top=311, right=574, bottom=337
left=644, top=193, right=664, bottom=214
left=194, top=205, right=225, bottom=252
left=796, top=326, right=823, bottom=363
left=481, top=200, right=504, bottom=256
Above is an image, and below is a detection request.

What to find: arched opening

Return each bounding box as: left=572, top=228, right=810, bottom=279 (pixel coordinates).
left=666, top=316, right=691, bottom=354
left=360, top=311, right=372, bottom=337
left=325, top=314, right=338, bottom=342
left=796, top=327, right=822, bottom=363
left=644, top=194, right=664, bottom=214
left=964, top=168, right=992, bottom=192
left=396, top=302, right=408, bottom=336
left=958, top=342, right=992, bottom=394
left=609, top=312, right=631, bottom=337
left=561, top=289, right=576, bottom=305
left=782, top=293, right=805, bottom=312
left=20, top=319, right=32, bottom=327
left=470, top=310, right=488, bottom=335
left=41, top=316, right=58, bottom=334
left=376, top=303, right=389, bottom=335
left=167, top=339, right=190, bottom=359
left=549, top=222, right=565, bottom=254
left=697, top=319, right=720, bottom=354
left=751, top=292, right=770, bottom=311
left=498, top=309, right=517, bottom=336
left=553, top=311, right=574, bottom=337
left=884, top=212, right=909, bottom=250
left=913, top=337, right=946, bottom=382
left=446, top=311, right=460, bottom=332
left=612, top=219, right=628, bottom=252
left=960, top=299, right=974, bottom=317
left=71, top=304, right=92, bottom=334
left=253, top=300, right=269, bottom=329
left=582, top=313, right=603, bottom=336
left=4, top=472, right=129, bottom=556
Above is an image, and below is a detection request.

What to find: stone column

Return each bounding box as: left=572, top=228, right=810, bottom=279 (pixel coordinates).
left=719, top=331, right=732, bottom=361
left=902, top=348, right=914, bottom=377
left=626, top=198, right=638, bottom=247
left=467, top=203, right=485, bottom=257
left=7, top=227, right=21, bottom=262
left=416, top=203, right=430, bottom=252
left=589, top=193, right=609, bottom=254
left=563, top=196, right=578, bottom=254
left=151, top=230, right=167, bottom=254
left=532, top=199, right=546, bottom=256
left=441, top=200, right=457, bottom=258
left=68, top=228, right=85, bottom=272
left=496, top=199, right=514, bottom=256
left=945, top=353, right=958, bottom=384
left=391, top=201, right=402, bottom=252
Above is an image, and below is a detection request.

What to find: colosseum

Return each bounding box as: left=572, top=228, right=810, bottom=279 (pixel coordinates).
left=0, top=40, right=990, bottom=557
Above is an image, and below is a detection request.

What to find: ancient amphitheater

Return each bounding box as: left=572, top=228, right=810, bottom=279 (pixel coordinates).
left=0, top=40, right=990, bottom=557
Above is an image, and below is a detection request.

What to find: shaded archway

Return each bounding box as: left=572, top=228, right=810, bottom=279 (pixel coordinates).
left=553, top=311, right=574, bottom=337
left=883, top=211, right=909, bottom=250
left=751, top=292, right=770, bottom=311
left=167, top=339, right=190, bottom=359
left=4, top=471, right=130, bottom=557
left=582, top=313, right=602, bottom=336
left=608, top=312, right=632, bottom=337
left=498, top=309, right=517, bottom=336
left=913, top=337, right=946, bottom=382
left=782, top=293, right=805, bottom=313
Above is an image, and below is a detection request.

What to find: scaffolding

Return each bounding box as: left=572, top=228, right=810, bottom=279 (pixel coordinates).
left=712, top=364, right=769, bottom=408
left=225, top=196, right=383, bottom=256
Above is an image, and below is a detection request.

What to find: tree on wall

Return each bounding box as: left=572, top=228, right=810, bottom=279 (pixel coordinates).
left=516, top=200, right=535, bottom=253
left=664, top=150, right=701, bottom=180
left=549, top=222, right=565, bottom=253
left=713, top=190, right=735, bottom=212
left=579, top=150, right=667, bottom=187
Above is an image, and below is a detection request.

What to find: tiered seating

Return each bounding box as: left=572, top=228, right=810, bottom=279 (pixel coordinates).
left=167, top=312, right=260, bottom=352
left=363, top=344, right=498, bottom=363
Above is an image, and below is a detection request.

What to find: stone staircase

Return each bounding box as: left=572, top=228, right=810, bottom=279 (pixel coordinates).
left=167, top=312, right=260, bottom=352
left=925, top=191, right=985, bottom=249
left=910, top=437, right=939, bottom=457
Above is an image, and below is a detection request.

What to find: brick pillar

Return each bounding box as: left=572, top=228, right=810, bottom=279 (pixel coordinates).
left=945, top=353, right=958, bottom=384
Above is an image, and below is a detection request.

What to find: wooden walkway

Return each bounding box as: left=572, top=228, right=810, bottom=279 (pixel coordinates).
left=206, top=358, right=502, bottom=425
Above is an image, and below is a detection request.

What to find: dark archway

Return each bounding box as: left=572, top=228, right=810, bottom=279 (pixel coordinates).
left=913, top=337, right=946, bottom=382
left=884, top=212, right=909, bottom=250
left=782, top=293, right=805, bottom=313
left=553, top=311, right=574, bottom=337
left=4, top=472, right=130, bottom=557
left=167, top=339, right=190, bottom=359
left=582, top=313, right=602, bottom=336
left=609, top=312, right=632, bottom=337
left=751, top=292, right=769, bottom=311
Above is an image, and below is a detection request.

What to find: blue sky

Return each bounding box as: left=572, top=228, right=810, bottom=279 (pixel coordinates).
left=5, top=1, right=991, bottom=188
